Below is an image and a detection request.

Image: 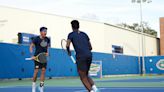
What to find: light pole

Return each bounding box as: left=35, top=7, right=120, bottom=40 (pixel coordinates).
left=132, top=0, right=152, bottom=75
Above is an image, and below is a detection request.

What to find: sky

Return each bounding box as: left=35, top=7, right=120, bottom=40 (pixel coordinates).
left=0, top=0, right=163, bottom=37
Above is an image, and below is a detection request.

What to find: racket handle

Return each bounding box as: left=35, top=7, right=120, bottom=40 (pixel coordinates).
left=70, top=56, right=76, bottom=64
left=25, top=58, right=33, bottom=60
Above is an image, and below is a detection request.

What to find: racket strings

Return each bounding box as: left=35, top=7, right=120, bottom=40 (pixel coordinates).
left=61, top=39, right=76, bottom=64
left=38, top=53, right=47, bottom=63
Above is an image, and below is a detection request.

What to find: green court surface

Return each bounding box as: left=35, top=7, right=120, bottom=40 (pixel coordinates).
left=0, top=75, right=164, bottom=88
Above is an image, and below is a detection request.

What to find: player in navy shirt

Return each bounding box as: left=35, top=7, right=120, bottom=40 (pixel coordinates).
left=68, top=31, right=92, bottom=58
left=30, top=27, right=50, bottom=92
left=66, top=20, right=99, bottom=92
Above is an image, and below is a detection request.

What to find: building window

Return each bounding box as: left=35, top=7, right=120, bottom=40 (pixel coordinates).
left=112, top=45, right=123, bottom=54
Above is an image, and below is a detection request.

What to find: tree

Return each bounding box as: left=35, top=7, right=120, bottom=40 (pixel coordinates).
left=117, top=22, right=157, bottom=37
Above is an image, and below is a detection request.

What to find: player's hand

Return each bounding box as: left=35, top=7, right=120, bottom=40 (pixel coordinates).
left=45, top=53, right=49, bottom=56
left=31, top=56, right=36, bottom=60
left=67, top=51, right=71, bottom=56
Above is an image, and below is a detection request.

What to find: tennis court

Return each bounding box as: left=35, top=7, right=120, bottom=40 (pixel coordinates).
left=0, top=75, right=164, bottom=92
left=0, top=1, right=164, bottom=91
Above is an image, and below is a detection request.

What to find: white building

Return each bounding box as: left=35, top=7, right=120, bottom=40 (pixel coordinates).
left=0, top=6, right=159, bottom=56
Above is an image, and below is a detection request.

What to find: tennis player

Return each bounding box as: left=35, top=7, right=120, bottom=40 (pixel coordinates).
left=30, top=27, right=50, bottom=92
left=66, top=20, right=100, bottom=92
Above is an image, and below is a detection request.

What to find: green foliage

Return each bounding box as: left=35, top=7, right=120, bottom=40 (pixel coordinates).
left=117, top=22, right=157, bottom=37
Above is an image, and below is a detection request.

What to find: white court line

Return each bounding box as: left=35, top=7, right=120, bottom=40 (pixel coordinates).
left=74, top=88, right=107, bottom=92
left=0, top=86, right=28, bottom=88
left=74, top=89, right=86, bottom=92
left=74, top=87, right=164, bottom=92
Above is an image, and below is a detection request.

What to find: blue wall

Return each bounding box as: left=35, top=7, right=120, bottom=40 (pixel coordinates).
left=0, top=43, right=77, bottom=79
left=0, top=43, right=164, bottom=79
left=92, top=53, right=140, bottom=75
left=145, top=56, right=164, bottom=74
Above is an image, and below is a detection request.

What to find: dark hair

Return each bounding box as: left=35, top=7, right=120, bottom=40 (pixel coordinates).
left=40, top=27, right=47, bottom=32
left=71, top=20, right=79, bottom=29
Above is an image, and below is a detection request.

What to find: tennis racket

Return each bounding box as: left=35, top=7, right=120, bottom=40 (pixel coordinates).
left=61, top=39, right=76, bottom=64
left=25, top=53, right=47, bottom=63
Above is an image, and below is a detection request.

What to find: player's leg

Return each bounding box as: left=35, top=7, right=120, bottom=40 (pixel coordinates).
left=77, top=58, right=94, bottom=92
left=86, top=58, right=99, bottom=92
left=32, top=62, right=39, bottom=92
left=78, top=69, right=93, bottom=92
left=87, top=77, right=99, bottom=92
left=40, top=67, right=46, bottom=86
left=33, top=68, right=39, bottom=82
left=86, top=58, right=94, bottom=86
left=39, top=63, right=47, bottom=92
left=87, top=76, right=94, bottom=87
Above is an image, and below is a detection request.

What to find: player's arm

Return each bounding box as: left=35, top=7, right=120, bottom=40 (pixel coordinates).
left=30, top=37, right=37, bottom=54
left=46, top=43, right=50, bottom=56
left=45, top=38, right=50, bottom=56
left=30, top=43, right=34, bottom=54
left=46, top=47, right=49, bottom=56
left=66, top=39, right=71, bottom=56
left=29, top=43, right=36, bottom=59
left=86, top=34, right=92, bottom=51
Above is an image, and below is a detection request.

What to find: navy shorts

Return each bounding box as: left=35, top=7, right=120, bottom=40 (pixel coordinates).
left=34, top=61, right=47, bottom=69
left=76, top=56, right=92, bottom=71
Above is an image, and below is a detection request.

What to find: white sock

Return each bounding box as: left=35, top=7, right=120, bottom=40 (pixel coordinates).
left=32, top=82, right=36, bottom=86
left=92, top=85, right=98, bottom=91
left=32, top=82, right=36, bottom=92
left=39, top=82, right=44, bottom=92
left=39, top=86, right=44, bottom=92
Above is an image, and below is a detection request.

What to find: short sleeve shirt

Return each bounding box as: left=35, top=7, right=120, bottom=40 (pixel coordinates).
left=32, top=36, right=50, bottom=56
left=68, top=31, right=92, bottom=58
